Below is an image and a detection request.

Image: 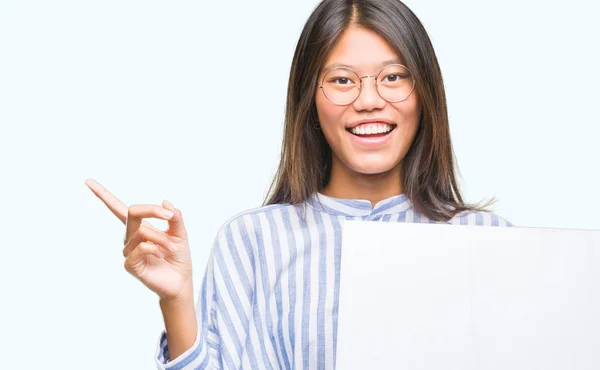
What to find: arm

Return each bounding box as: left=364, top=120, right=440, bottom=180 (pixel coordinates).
left=155, top=248, right=219, bottom=370
left=159, top=281, right=198, bottom=361
left=83, top=181, right=217, bottom=369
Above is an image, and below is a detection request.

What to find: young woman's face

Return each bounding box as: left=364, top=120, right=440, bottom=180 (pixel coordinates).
left=315, top=26, right=422, bottom=176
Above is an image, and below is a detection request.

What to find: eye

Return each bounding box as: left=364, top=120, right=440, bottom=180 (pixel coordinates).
left=330, top=77, right=353, bottom=85
left=384, top=74, right=404, bottom=82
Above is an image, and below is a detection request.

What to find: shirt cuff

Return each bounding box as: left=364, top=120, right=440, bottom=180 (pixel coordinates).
left=154, top=326, right=206, bottom=370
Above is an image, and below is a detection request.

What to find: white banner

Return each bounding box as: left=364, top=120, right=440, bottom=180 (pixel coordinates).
left=337, top=221, right=600, bottom=369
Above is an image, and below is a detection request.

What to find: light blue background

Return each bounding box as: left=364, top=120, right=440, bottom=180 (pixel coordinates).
left=1, top=0, right=598, bottom=368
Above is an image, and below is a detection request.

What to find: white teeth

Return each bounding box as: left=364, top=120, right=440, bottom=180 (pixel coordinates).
left=350, top=123, right=393, bottom=135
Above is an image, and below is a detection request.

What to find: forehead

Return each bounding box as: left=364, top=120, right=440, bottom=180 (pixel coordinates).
left=321, top=26, right=402, bottom=73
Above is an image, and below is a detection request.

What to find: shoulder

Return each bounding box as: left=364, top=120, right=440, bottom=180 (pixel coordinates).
left=446, top=210, right=513, bottom=227
left=211, top=202, right=296, bottom=248
left=204, top=204, right=293, bottom=282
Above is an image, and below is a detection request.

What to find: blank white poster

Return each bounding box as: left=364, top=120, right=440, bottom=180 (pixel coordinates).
left=337, top=221, right=600, bottom=370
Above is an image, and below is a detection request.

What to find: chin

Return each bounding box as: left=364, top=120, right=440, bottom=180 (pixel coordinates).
left=346, top=156, right=402, bottom=175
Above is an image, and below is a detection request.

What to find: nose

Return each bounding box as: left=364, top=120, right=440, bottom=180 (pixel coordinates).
left=352, top=75, right=386, bottom=111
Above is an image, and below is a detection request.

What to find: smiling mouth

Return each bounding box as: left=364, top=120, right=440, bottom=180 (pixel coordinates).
left=346, top=123, right=397, bottom=138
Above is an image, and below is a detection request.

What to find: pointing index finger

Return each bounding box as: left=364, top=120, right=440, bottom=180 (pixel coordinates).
left=85, top=179, right=128, bottom=224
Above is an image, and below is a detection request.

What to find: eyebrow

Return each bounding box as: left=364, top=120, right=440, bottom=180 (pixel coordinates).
left=321, top=59, right=403, bottom=73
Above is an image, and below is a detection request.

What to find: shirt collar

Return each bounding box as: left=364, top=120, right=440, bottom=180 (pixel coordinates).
left=307, top=191, right=412, bottom=217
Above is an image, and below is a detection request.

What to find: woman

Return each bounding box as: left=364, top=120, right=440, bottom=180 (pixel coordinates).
left=87, top=0, right=511, bottom=369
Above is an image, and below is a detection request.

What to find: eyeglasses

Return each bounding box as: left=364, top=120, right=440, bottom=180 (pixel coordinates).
left=318, top=64, right=416, bottom=106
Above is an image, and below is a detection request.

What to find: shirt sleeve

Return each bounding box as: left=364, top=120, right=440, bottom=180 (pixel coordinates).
left=449, top=210, right=514, bottom=227
left=154, top=245, right=221, bottom=370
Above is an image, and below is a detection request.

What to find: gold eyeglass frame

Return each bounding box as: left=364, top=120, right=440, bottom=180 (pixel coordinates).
left=318, top=63, right=417, bottom=106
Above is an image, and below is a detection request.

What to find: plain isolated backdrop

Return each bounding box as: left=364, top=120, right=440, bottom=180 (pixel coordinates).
left=1, top=0, right=598, bottom=368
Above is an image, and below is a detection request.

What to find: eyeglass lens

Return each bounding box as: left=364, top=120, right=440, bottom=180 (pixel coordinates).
left=321, top=64, right=414, bottom=105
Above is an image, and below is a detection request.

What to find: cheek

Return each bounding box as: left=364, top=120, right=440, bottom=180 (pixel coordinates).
left=395, top=94, right=422, bottom=134
left=395, top=120, right=419, bottom=154
left=398, top=91, right=422, bottom=120
left=315, top=92, right=346, bottom=132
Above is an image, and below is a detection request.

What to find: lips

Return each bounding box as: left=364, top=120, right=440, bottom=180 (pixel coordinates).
left=345, top=123, right=397, bottom=148
left=346, top=122, right=397, bottom=137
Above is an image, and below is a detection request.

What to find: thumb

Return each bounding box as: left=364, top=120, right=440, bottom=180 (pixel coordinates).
left=162, top=200, right=188, bottom=239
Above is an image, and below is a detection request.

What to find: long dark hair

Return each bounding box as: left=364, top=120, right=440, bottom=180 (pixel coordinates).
left=263, top=0, right=493, bottom=221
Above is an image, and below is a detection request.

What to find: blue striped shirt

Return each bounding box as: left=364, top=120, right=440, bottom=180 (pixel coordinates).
left=155, top=192, right=512, bottom=369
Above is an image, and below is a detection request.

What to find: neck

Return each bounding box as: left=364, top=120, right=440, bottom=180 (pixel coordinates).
left=320, top=156, right=403, bottom=207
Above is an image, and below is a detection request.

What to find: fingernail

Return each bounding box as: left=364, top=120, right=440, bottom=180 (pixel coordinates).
left=162, top=210, right=174, bottom=219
